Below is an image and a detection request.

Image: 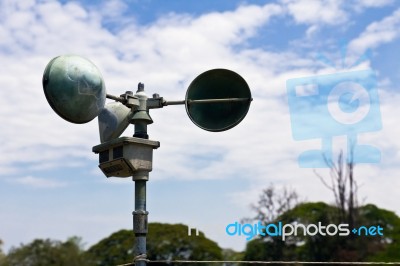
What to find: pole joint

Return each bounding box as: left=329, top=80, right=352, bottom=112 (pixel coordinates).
left=133, top=210, right=148, bottom=235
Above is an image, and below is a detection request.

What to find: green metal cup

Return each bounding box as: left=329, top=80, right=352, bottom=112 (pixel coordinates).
left=42, top=55, right=106, bottom=124
left=185, top=69, right=252, bottom=132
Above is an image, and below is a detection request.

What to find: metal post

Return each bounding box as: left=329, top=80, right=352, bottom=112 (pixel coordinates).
left=134, top=123, right=148, bottom=139
left=133, top=179, right=148, bottom=266
left=132, top=83, right=151, bottom=266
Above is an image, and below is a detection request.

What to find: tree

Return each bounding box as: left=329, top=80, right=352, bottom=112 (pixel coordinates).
left=2, top=223, right=222, bottom=266
left=313, top=149, right=369, bottom=259
left=221, top=248, right=244, bottom=266
left=358, top=204, right=400, bottom=262
left=86, top=222, right=223, bottom=266
left=243, top=184, right=299, bottom=224
left=314, top=150, right=359, bottom=229
left=243, top=154, right=400, bottom=263
left=3, top=237, right=89, bottom=266
left=242, top=184, right=300, bottom=262
left=243, top=200, right=400, bottom=262
left=279, top=202, right=348, bottom=261
left=0, top=239, right=5, bottom=265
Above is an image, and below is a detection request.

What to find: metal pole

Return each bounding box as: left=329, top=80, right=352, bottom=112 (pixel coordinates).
left=106, top=93, right=124, bottom=102
left=106, top=92, right=253, bottom=107
left=132, top=83, right=150, bottom=266
left=188, top=97, right=252, bottom=104
left=133, top=180, right=148, bottom=266
left=164, top=97, right=252, bottom=106
left=164, top=100, right=185, bottom=105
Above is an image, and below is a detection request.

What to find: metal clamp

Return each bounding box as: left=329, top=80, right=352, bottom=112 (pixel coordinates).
left=133, top=210, right=148, bottom=235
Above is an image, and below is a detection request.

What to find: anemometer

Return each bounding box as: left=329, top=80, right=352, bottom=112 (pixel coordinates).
left=42, top=54, right=252, bottom=265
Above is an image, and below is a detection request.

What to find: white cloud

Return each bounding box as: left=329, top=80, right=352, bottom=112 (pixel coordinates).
left=281, top=0, right=347, bottom=25
left=0, top=0, right=286, bottom=177
left=0, top=0, right=400, bottom=252
left=349, top=8, right=400, bottom=52
left=354, top=0, right=394, bottom=8
left=11, top=176, right=67, bottom=188
left=101, top=0, right=128, bottom=17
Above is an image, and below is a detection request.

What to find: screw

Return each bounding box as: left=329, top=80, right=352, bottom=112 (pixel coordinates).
left=137, top=83, right=144, bottom=92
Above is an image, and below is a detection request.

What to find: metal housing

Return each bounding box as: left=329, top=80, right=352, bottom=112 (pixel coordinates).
left=92, top=137, right=160, bottom=179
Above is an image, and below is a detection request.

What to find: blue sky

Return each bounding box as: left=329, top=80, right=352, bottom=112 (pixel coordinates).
left=1, top=0, right=400, bottom=253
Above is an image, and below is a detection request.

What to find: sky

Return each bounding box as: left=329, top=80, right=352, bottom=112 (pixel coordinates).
left=1, top=0, right=400, bottom=253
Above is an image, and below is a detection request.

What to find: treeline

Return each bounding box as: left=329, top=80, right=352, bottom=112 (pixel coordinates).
left=243, top=202, right=400, bottom=262
left=0, top=223, right=228, bottom=266
left=3, top=153, right=398, bottom=264
left=1, top=201, right=400, bottom=266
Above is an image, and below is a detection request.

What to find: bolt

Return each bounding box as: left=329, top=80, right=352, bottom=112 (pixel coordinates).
left=137, top=83, right=144, bottom=92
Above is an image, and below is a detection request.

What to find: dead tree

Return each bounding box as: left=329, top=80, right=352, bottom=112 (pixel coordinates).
left=314, top=150, right=359, bottom=229
left=243, top=184, right=299, bottom=224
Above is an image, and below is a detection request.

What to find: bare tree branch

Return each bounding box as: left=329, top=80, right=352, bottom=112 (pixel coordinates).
left=243, top=184, right=300, bottom=224
left=315, top=149, right=360, bottom=225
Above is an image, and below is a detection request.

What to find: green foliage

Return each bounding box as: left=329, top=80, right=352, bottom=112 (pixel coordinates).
left=86, top=229, right=133, bottom=266
left=243, top=202, right=400, bottom=262
left=2, top=237, right=89, bottom=266
left=360, top=204, right=400, bottom=261
left=282, top=202, right=344, bottom=261
left=1, top=223, right=221, bottom=266
left=0, top=239, right=5, bottom=265
left=146, top=223, right=222, bottom=263
left=87, top=222, right=222, bottom=266
left=243, top=202, right=339, bottom=262
left=222, top=248, right=244, bottom=262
